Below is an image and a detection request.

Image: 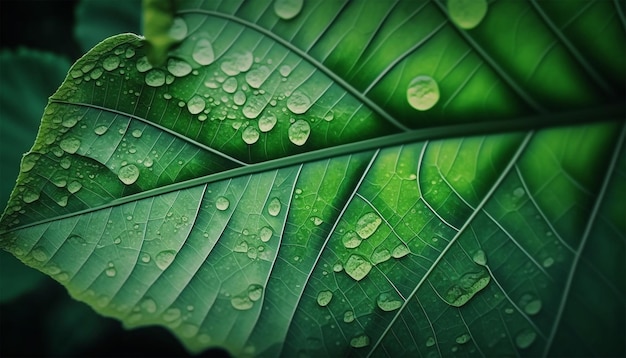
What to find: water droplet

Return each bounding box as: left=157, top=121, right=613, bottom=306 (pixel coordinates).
left=242, top=126, right=260, bottom=144
left=279, top=64, right=292, bottom=77
left=524, top=298, right=542, bottom=315
left=167, top=58, right=192, bottom=77
left=143, top=157, right=154, bottom=168
left=187, top=95, right=206, bottom=115
left=102, top=55, right=120, bottom=71
left=259, top=226, right=273, bottom=242
left=267, top=197, right=282, bottom=217
left=323, top=111, right=334, bottom=122
left=245, top=66, right=270, bottom=88
left=344, top=254, right=372, bottom=281
left=350, top=334, right=370, bottom=348
left=20, top=153, right=39, bottom=173
left=94, top=125, right=108, bottom=135
left=222, top=77, right=238, bottom=93
left=231, top=295, right=254, bottom=310
left=247, top=284, right=263, bottom=301
left=376, top=292, right=402, bottom=311
left=391, top=243, right=410, bottom=258
left=371, top=248, right=391, bottom=265
left=311, top=216, right=323, bottom=226
left=342, top=231, right=362, bottom=248
left=513, top=187, right=525, bottom=198
left=136, top=56, right=153, bottom=72
left=145, top=69, right=165, bottom=87
left=444, top=269, right=491, bottom=307
left=407, top=75, right=439, bottom=111
left=274, top=0, right=303, bottom=20
left=131, top=129, right=143, bottom=138
left=287, top=90, right=311, bottom=114
left=426, top=336, right=435, bottom=347
left=125, top=47, right=135, bottom=58
left=233, top=90, right=246, bottom=106
left=168, top=17, right=188, bottom=40
left=288, top=119, right=310, bottom=146
left=192, top=38, right=215, bottom=65
left=258, top=113, right=277, bottom=132
left=316, top=290, right=333, bottom=307
left=332, top=262, right=343, bottom=272
left=542, top=257, right=554, bottom=268
left=456, top=333, right=470, bottom=344
left=140, top=297, right=157, bottom=313
left=342, top=310, right=355, bottom=323
left=31, top=247, right=48, bottom=262
left=447, top=0, right=488, bottom=30
left=247, top=246, right=258, bottom=259
left=215, top=196, right=230, bottom=211
left=59, top=137, right=81, bottom=154
left=515, top=329, right=537, bottom=349
left=162, top=307, right=181, bottom=322
left=140, top=253, right=151, bottom=263
left=155, top=250, right=176, bottom=270
left=234, top=241, right=248, bottom=253
left=355, top=212, right=382, bottom=239
left=70, top=69, right=83, bottom=79
left=22, top=190, right=40, bottom=203
left=472, top=249, right=487, bottom=266
left=62, top=115, right=79, bottom=128
left=118, top=164, right=140, bottom=185
left=67, top=181, right=82, bottom=194
left=105, top=263, right=117, bottom=277
left=221, top=51, right=254, bottom=76
left=56, top=195, right=69, bottom=207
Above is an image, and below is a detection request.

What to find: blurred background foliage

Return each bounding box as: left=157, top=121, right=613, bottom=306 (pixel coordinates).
left=0, top=1, right=225, bottom=356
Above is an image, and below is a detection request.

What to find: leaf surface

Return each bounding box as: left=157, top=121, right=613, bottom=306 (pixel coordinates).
left=1, top=0, right=624, bottom=357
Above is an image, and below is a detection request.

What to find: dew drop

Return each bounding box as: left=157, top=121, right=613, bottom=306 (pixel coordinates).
left=105, top=264, right=117, bottom=277
left=311, top=216, right=323, bottom=226
left=231, top=295, right=254, bottom=311
left=515, top=329, right=537, bottom=349
left=316, top=290, right=333, bottom=307
left=20, top=153, right=39, bottom=173
left=425, top=336, right=435, bottom=347
left=332, top=262, right=343, bottom=272
left=192, top=38, right=215, bottom=65
left=131, top=129, right=143, bottom=138
left=376, top=292, right=402, bottom=312
left=407, top=75, right=439, bottom=111
left=169, top=17, right=188, bottom=40
left=67, top=181, right=82, bottom=194
left=288, top=119, right=310, bottom=146
left=447, top=0, right=488, bottom=30
left=267, top=197, right=282, bottom=217
left=274, top=0, right=303, bottom=20
left=155, top=250, right=176, bottom=270
left=167, top=58, right=192, bottom=77
left=286, top=90, right=311, bottom=114
left=56, top=195, right=69, bottom=207
left=136, top=56, right=153, bottom=72
left=215, top=196, right=230, bottom=211
left=344, top=254, right=372, bottom=281
left=542, top=257, right=554, bottom=268
left=162, top=307, right=181, bottom=322
left=472, top=249, right=487, bottom=266
left=323, top=111, right=334, bottom=122
left=125, top=47, right=135, bottom=58
left=187, top=95, right=206, bottom=114
left=355, top=212, right=382, bottom=239
left=62, top=115, right=79, bottom=128
left=31, top=247, right=48, bottom=262
left=59, top=137, right=81, bottom=154
left=140, top=253, right=151, bottom=263
left=279, top=64, right=292, bottom=77
left=371, top=248, right=391, bottom=265
left=94, top=125, right=108, bottom=135
left=342, top=230, right=361, bottom=248
left=247, top=284, right=264, bottom=301
left=258, top=113, right=277, bottom=132
left=234, top=241, right=248, bottom=253
left=259, top=226, right=273, bottom=242
left=444, top=269, right=491, bottom=307
left=102, top=55, right=120, bottom=71
left=233, top=90, right=246, bottom=106
left=222, top=77, right=238, bottom=93
left=242, top=126, right=260, bottom=144
left=391, top=243, right=410, bottom=258
left=22, top=190, right=40, bottom=204
left=524, top=298, right=542, bottom=315
left=245, top=66, right=270, bottom=89
left=456, top=333, right=471, bottom=344
left=90, top=67, right=104, bottom=79
left=145, top=69, right=166, bottom=87
left=343, top=310, right=355, bottom=323
left=118, top=164, right=140, bottom=185
left=140, top=297, right=157, bottom=313
left=350, top=334, right=370, bottom=348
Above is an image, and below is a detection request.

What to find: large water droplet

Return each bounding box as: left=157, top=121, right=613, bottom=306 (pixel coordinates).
left=391, top=243, right=410, bottom=258
left=515, top=329, right=537, bottom=349
left=258, top=113, right=277, bottom=132
left=167, top=58, right=192, bottom=77
left=245, top=66, right=270, bottom=89
left=59, top=137, right=81, bottom=154
left=288, top=120, right=310, bottom=146
left=242, top=126, right=260, bottom=144
left=350, top=334, right=370, bottom=348
left=523, top=298, right=542, bottom=315
left=155, top=250, right=176, bottom=270
left=234, top=90, right=246, bottom=106
left=447, top=0, right=488, bottom=30
left=316, top=290, right=333, bottom=307
left=407, top=75, right=439, bottom=111
left=145, top=69, right=166, bottom=87
left=94, top=125, right=109, bottom=135
left=102, top=55, right=120, bottom=71
left=67, top=181, right=82, bottom=194
left=23, top=190, right=40, bottom=204
left=136, top=56, right=153, bottom=73
left=192, top=38, right=215, bottom=66
left=231, top=295, right=254, bottom=311
left=371, top=248, right=391, bottom=265
left=343, top=310, right=355, bottom=323
left=344, top=254, right=372, bottom=281
left=215, top=196, right=230, bottom=211
left=221, top=51, right=254, bottom=76
left=118, top=164, right=140, bottom=185
left=20, top=153, right=39, bottom=173
left=259, top=226, right=273, bottom=242
left=267, top=197, right=282, bottom=217
left=169, top=17, right=188, bottom=40
left=472, top=249, right=487, bottom=266
left=62, top=115, right=79, bottom=128
left=376, top=292, right=402, bottom=311
left=140, top=297, right=157, bottom=313
left=274, top=0, right=303, bottom=20
left=341, top=231, right=361, bottom=248
left=444, top=269, right=490, bottom=307
left=187, top=95, right=206, bottom=114
left=247, top=284, right=264, bottom=302
left=355, top=212, right=382, bottom=239
left=287, top=90, right=311, bottom=114
left=279, top=65, right=292, bottom=77
left=222, top=77, right=238, bottom=93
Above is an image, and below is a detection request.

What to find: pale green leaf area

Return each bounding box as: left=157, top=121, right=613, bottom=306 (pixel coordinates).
left=1, top=0, right=625, bottom=357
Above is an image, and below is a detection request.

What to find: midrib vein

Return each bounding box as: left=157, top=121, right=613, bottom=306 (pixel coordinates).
left=0, top=105, right=623, bottom=235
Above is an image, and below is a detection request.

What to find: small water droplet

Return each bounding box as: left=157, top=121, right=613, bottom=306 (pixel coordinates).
left=140, top=297, right=157, bottom=313
left=59, top=137, right=81, bottom=154
left=162, top=307, right=181, bottom=322
left=426, top=336, right=435, bottom=347
left=231, top=295, right=254, bottom=310
left=376, top=292, right=402, bottom=311
left=332, top=262, right=343, bottom=272
left=140, top=253, right=151, bottom=263
left=343, top=310, right=355, bottom=323
left=155, top=250, right=176, bottom=270
left=192, top=38, right=215, bottom=65
left=447, top=0, right=488, bottom=30
left=288, top=119, right=310, bottom=146
left=444, top=269, right=490, bottom=307
left=187, top=95, right=206, bottom=114
left=279, top=64, right=292, bottom=77
left=62, top=115, right=79, bottom=128
left=67, top=181, right=82, bottom=194
left=167, top=58, right=192, bottom=77
left=125, top=47, right=135, bottom=58
left=247, top=284, right=263, bottom=301
left=222, top=77, right=238, bottom=93
left=342, top=231, right=362, bottom=248
left=132, top=129, right=143, bottom=138
left=215, top=196, right=230, bottom=211
left=472, top=249, right=487, bottom=266
left=56, top=195, right=69, bottom=207
left=456, top=333, right=470, bottom=344
left=323, top=111, right=334, bottom=122
left=316, top=290, right=333, bottom=307
left=94, top=125, right=109, bottom=135
left=267, top=197, right=282, bottom=217
left=371, top=248, right=391, bottom=265
left=524, top=298, right=542, bottom=315
left=245, top=66, right=270, bottom=88
left=118, top=164, right=140, bottom=185
left=136, top=56, right=153, bottom=72
left=31, top=247, right=48, bottom=262
left=515, top=329, right=537, bottom=349
left=234, top=241, right=248, bottom=253
left=391, top=243, right=410, bottom=258
left=259, top=226, right=273, bottom=242
left=258, top=113, right=277, bottom=132
left=407, top=75, right=439, bottom=111
left=20, top=153, right=39, bottom=173
left=105, top=263, right=117, bottom=277
left=145, top=69, right=166, bottom=87
left=286, top=90, right=311, bottom=114
left=344, top=254, right=372, bottom=281
left=233, top=90, right=246, bottom=106
left=242, top=126, right=260, bottom=144
left=355, top=212, right=382, bottom=239
left=311, top=216, right=323, bottom=226
left=542, top=257, right=554, bottom=268
left=274, top=0, right=303, bottom=20
left=102, top=55, right=120, bottom=71
left=350, top=334, right=370, bottom=348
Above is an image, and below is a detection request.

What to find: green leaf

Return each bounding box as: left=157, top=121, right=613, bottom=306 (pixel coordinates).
left=1, top=0, right=624, bottom=357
